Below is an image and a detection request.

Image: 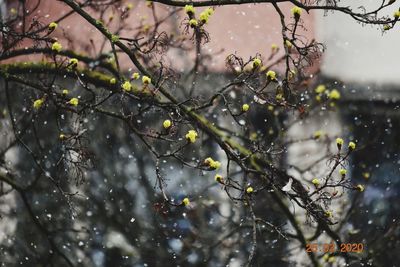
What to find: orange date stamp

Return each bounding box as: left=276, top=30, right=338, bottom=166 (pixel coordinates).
left=305, top=243, right=364, bottom=253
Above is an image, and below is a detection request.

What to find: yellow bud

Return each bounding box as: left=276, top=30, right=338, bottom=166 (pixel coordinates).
left=163, top=119, right=172, bottom=129
left=182, top=197, right=190, bottom=206
left=122, top=81, right=132, bottom=92
left=285, top=40, right=293, bottom=49
left=252, top=58, right=262, bottom=68
left=126, top=3, right=134, bottom=10
left=215, top=174, right=223, bottom=183
left=69, top=58, right=78, bottom=67
left=184, top=5, right=195, bottom=15
left=48, top=22, right=58, bottom=31
left=142, top=75, right=151, bottom=85
left=33, top=99, right=44, bottom=109
left=291, top=6, right=302, bottom=19
left=185, top=130, right=198, bottom=143
left=209, top=160, right=221, bottom=170
left=132, top=72, right=140, bottom=80
left=51, top=42, right=62, bottom=52
left=242, top=104, right=250, bottom=112
left=336, top=138, right=344, bottom=148
left=348, top=141, right=356, bottom=150
left=246, top=186, right=254, bottom=194
left=356, top=184, right=365, bottom=192
left=199, top=11, right=210, bottom=23
left=189, top=19, right=198, bottom=27
left=68, top=98, right=79, bottom=107
left=329, top=89, right=341, bottom=100
left=266, top=70, right=276, bottom=81
left=315, top=84, right=326, bottom=94
left=311, top=178, right=320, bottom=186
left=314, top=130, right=323, bottom=139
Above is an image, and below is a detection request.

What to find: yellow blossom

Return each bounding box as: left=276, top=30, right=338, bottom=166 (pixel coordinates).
left=285, top=40, right=293, bottom=49
left=209, top=160, right=221, bottom=170
left=314, top=130, right=323, bottom=139
left=126, top=3, right=134, bottom=10
left=204, top=157, right=213, bottom=164
left=163, top=119, right=172, bottom=129
left=189, top=19, right=198, bottom=27
left=383, top=24, right=390, bottom=31
left=182, top=197, right=190, bottom=206
left=69, top=98, right=79, bottom=106
left=246, top=186, right=254, bottom=194
left=48, top=22, right=58, bottom=31
left=291, top=6, right=302, bottom=18
left=33, top=99, right=44, bottom=109
left=51, top=42, right=62, bottom=52
left=110, top=78, right=116, bottom=84
left=362, top=172, right=370, bottom=179
left=394, top=10, right=400, bottom=18
left=204, top=157, right=221, bottom=170
left=339, top=168, right=347, bottom=176
left=199, top=11, right=210, bottom=23
left=205, top=7, right=214, bottom=16
left=271, top=43, right=278, bottom=51
left=311, top=178, right=320, bottom=186
left=267, top=105, right=274, bottom=111
left=242, top=104, right=250, bottom=112
left=348, top=141, right=356, bottom=150
left=315, top=95, right=322, bottom=102
left=122, top=81, right=132, bottom=92
left=59, top=133, right=66, bottom=140
left=315, top=84, right=326, bottom=94
left=336, top=138, right=344, bottom=148
left=185, top=130, right=198, bottom=143
left=266, top=70, right=276, bottom=81
left=111, top=35, right=119, bottom=43
left=329, top=89, right=341, bottom=100
left=69, top=58, right=78, bottom=67
left=142, top=75, right=151, bottom=84
left=62, top=89, right=69, bottom=95
left=132, top=72, right=140, bottom=80
left=325, top=210, right=332, bottom=218
left=184, top=5, right=195, bottom=15
left=215, top=174, right=223, bottom=183
left=252, top=58, right=262, bottom=68
left=356, top=184, right=365, bottom=192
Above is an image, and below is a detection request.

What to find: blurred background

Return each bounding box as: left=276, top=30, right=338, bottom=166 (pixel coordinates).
left=0, top=0, right=399, bottom=266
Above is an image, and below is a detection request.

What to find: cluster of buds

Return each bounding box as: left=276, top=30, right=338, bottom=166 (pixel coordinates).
left=204, top=157, right=221, bottom=170
left=184, top=5, right=214, bottom=28
left=336, top=138, right=357, bottom=152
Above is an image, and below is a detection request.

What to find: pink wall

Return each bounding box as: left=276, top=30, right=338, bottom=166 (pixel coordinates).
left=16, top=1, right=315, bottom=73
